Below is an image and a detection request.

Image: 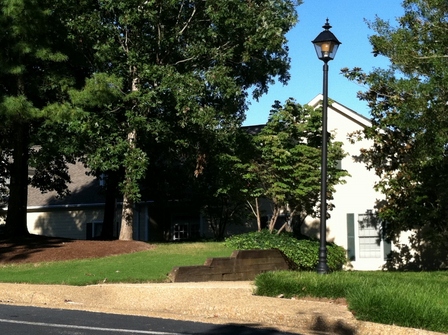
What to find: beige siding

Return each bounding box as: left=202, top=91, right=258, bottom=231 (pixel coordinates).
left=24, top=203, right=151, bottom=241
left=28, top=207, right=104, bottom=240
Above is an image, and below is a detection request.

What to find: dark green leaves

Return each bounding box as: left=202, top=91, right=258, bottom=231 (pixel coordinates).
left=245, top=99, right=348, bottom=231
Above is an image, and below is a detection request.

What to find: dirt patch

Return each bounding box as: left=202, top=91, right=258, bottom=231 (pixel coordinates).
left=0, top=235, right=154, bottom=264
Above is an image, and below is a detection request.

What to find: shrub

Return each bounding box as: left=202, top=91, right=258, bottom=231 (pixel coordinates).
left=225, top=230, right=347, bottom=272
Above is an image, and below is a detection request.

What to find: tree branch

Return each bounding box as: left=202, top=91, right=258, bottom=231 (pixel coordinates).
left=178, top=4, right=196, bottom=36
left=174, top=56, right=195, bottom=65
left=413, top=54, right=448, bottom=59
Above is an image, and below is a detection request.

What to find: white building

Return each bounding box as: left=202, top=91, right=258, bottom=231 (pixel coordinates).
left=305, top=95, right=391, bottom=270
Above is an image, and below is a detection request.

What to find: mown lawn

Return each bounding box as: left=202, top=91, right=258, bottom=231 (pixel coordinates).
left=255, top=270, right=448, bottom=334
left=0, top=242, right=232, bottom=285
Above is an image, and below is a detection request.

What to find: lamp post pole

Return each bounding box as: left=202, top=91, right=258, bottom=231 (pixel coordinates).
left=316, top=61, right=330, bottom=274
left=312, top=19, right=341, bottom=275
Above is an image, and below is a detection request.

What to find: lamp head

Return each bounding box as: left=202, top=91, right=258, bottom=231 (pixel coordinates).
left=312, top=19, right=341, bottom=62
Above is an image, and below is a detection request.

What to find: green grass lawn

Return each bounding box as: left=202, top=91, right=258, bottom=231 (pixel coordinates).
left=0, top=242, right=232, bottom=285
left=255, top=270, right=448, bottom=334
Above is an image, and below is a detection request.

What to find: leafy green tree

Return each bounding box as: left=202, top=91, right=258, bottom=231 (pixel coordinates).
left=68, top=0, right=299, bottom=240
left=342, top=0, right=448, bottom=269
left=194, top=128, right=256, bottom=240
left=246, top=99, right=348, bottom=234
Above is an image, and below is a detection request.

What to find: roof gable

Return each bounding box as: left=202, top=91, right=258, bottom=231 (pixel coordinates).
left=307, top=94, right=371, bottom=129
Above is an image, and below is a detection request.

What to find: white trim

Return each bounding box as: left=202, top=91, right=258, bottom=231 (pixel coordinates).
left=27, top=203, right=106, bottom=211
left=0, top=318, right=182, bottom=335
left=307, top=94, right=372, bottom=128
left=2, top=200, right=155, bottom=212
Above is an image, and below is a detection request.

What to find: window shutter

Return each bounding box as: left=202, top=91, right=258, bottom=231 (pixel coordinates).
left=383, top=239, right=392, bottom=261
left=381, top=220, right=392, bottom=261
left=346, top=213, right=356, bottom=261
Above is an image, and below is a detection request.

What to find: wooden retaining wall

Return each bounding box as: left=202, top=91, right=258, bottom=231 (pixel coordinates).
left=168, top=249, right=293, bottom=282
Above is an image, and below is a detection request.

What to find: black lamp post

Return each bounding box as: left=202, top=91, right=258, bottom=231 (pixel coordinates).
left=312, top=19, right=341, bottom=274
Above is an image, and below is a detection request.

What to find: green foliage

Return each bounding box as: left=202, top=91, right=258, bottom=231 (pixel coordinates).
left=68, top=73, right=123, bottom=109
left=1, top=0, right=300, bottom=239
left=0, top=0, right=88, bottom=236
left=243, top=99, right=349, bottom=232
left=62, top=0, right=299, bottom=238
left=255, top=270, right=448, bottom=333
left=341, top=0, right=448, bottom=269
left=0, top=0, right=300, bottom=239
left=225, top=230, right=347, bottom=272
left=196, top=128, right=257, bottom=240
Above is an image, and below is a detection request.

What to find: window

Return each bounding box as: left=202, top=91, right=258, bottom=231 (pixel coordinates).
left=173, top=223, right=188, bottom=241
left=172, top=215, right=200, bottom=241
left=347, top=211, right=392, bottom=261
left=86, top=221, right=103, bottom=240
left=358, top=212, right=381, bottom=258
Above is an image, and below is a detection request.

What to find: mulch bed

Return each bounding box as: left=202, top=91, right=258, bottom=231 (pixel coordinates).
left=0, top=235, right=154, bottom=264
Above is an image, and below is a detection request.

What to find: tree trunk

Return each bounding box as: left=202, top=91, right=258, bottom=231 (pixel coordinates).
left=277, top=208, right=295, bottom=235
left=255, top=197, right=261, bottom=232
left=119, top=190, right=134, bottom=240
left=119, top=129, right=137, bottom=241
left=118, top=68, right=139, bottom=241
left=268, top=204, right=280, bottom=233
left=5, top=122, right=30, bottom=238
left=277, top=222, right=288, bottom=234
left=247, top=197, right=262, bottom=232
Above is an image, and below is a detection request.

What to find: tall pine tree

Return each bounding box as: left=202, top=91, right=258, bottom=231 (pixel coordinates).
left=0, top=0, right=86, bottom=237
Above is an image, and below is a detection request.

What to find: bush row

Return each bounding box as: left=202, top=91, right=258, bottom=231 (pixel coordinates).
left=225, top=230, right=347, bottom=272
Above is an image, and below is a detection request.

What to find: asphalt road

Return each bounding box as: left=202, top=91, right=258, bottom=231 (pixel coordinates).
left=0, top=304, right=300, bottom=335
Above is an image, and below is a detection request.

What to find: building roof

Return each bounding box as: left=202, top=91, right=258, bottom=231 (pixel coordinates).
left=27, top=162, right=105, bottom=208
left=308, top=94, right=371, bottom=128
left=243, top=124, right=265, bottom=135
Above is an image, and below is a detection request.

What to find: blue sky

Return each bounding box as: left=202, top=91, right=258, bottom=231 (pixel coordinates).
left=243, top=0, right=404, bottom=126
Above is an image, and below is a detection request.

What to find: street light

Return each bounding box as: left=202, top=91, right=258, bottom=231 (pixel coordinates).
left=312, top=19, right=341, bottom=274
